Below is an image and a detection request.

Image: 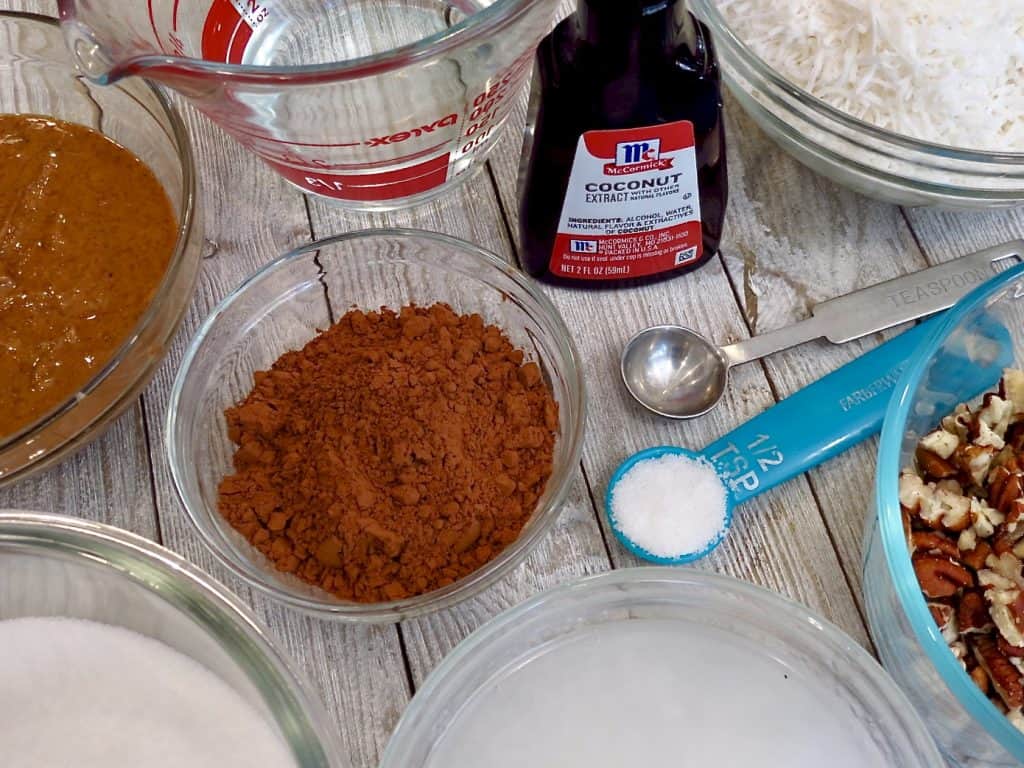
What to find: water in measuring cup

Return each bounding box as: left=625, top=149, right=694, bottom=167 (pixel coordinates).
left=425, top=619, right=894, bottom=768
left=241, top=0, right=488, bottom=66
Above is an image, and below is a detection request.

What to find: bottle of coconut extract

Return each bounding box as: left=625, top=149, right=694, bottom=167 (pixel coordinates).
left=518, top=0, right=727, bottom=287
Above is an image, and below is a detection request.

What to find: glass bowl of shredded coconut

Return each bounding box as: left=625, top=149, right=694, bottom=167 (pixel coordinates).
left=691, top=0, right=1024, bottom=207
left=0, top=511, right=344, bottom=768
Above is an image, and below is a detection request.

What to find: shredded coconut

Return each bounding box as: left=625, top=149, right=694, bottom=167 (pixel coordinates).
left=716, top=0, right=1024, bottom=151
left=610, top=453, right=728, bottom=557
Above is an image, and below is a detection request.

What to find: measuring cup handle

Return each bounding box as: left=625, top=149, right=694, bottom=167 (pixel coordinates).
left=700, top=320, right=937, bottom=506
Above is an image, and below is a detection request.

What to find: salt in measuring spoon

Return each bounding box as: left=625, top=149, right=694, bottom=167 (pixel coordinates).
left=621, top=241, right=1023, bottom=419
left=607, top=301, right=1014, bottom=564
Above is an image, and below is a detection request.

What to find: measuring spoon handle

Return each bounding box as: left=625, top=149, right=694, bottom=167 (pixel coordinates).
left=721, top=241, right=1023, bottom=367
left=814, top=241, right=1024, bottom=344
left=701, top=315, right=1003, bottom=507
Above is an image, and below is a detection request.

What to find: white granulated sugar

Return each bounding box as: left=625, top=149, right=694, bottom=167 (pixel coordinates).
left=0, top=617, right=297, bottom=768
left=610, top=453, right=728, bottom=557
left=716, top=0, right=1024, bottom=151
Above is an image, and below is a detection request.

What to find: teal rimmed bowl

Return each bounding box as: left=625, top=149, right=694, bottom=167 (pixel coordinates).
left=867, top=263, right=1024, bottom=765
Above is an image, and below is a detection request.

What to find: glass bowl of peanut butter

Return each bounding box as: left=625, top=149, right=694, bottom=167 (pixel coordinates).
left=0, top=12, right=203, bottom=485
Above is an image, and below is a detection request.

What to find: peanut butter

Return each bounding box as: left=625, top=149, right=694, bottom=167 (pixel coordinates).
left=0, top=115, right=177, bottom=439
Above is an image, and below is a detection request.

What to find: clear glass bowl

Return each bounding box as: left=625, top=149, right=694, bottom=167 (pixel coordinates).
left=0, top=510, right=344, bottom=767
left=0, top=12, right=203, bottom=485
left=167, top=229, right=586, bottom=622
left=381, top=568, right=943, bottom=767
left=867, top=264, right=1024, bottom=765
left=690, top=0, right=1024, bottom=208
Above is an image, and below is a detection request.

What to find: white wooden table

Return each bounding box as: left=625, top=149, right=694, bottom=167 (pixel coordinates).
left=6, top=1, right=1024, bottom=764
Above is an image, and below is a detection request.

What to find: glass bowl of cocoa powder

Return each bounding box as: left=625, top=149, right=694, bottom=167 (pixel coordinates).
left=167, top=229, right=585, bottom=622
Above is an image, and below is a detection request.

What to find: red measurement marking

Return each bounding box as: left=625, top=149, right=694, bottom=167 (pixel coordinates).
left=230, top=123, right=362, bottom=148
left=201, top=0, right=246, bottom=62
left=227, top=17, right=252, bottom=64
left=147, top=0, right=164, bottom=53
left=262, top=153, right=451, bottom=201
left=171, top=0, right=181, bottom=31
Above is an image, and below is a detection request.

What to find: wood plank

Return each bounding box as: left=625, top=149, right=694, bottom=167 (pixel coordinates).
left=0, top=0, right=53, bottom=13
left=904, top=207, right=1024, bottom=263
left=1, top=1, right=427, bottom=757
left=0, top=404, right=159, bottom=536
left=0, top=0, right=156, bottom=536
left=715, top=103, right=928, bottom=609
left=133, top=104, right=415, bottom=767
left=305, top=174, right=613, bottom=684
left=488, top=83, right=869, bottom=644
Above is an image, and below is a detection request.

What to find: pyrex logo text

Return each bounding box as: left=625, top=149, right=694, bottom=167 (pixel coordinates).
left=616, top=139, right=660, bottom=166
left=366, top=114, right=458, bottom=146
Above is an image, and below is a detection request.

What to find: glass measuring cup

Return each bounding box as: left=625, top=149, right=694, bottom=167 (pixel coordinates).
left=58, top=0, right=555, bottom=209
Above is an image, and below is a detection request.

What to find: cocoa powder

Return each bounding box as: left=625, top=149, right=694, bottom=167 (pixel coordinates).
left=217, top=303, right=559, bottom=603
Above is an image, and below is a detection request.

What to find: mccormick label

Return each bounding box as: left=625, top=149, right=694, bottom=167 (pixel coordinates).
left=549, top=120, right=702, bottom=280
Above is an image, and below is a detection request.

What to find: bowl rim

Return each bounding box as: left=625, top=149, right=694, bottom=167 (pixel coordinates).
left=690, top=0, right=1024, bottom=163
left=166, top=227, right=587, bottom=621
left=380, top=566, right=944, bottom=766
left=0, top=11, right=200, bottom=452
left=0, top=509, right=343, bottom=767
left=876, top=263, right=1024, bottom=759
left=57, top=0, right=547, bottom=85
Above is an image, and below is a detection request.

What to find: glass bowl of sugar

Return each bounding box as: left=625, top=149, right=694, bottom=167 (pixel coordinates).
left=0, top=511, right=344, bottom=768
left=690, top=0, right=1024, bottom=207
left=381, top=568, right=943, bottom=767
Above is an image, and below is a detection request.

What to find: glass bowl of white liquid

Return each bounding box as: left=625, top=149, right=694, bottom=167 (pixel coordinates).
left=382, top=568, right=941, bottom=767
left=0, top=511, right=343, bottom=768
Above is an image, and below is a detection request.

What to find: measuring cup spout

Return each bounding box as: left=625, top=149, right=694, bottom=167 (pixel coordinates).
left=57, top=3, right=180, bottom=84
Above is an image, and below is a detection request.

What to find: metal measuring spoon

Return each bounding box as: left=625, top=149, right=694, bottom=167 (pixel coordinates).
left=622, top=241, right=1023, bottom=419
left=606, top=264, right=1021, bottom=564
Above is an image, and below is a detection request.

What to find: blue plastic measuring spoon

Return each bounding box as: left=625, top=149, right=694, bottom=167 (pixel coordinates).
left=606, top=313, right=1011, bottom=565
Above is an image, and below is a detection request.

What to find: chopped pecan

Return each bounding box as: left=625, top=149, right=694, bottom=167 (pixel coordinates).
left=924, top=488, right=973, bottom=532
left=973, top=635, right=1024, bottom=709
left=942, top=403, right=973, bottom=441
left=901, top=506, right=913, bottom=549
left=954, top=443, right=997, bottom=487
left=990, top=468, right=1023, bottom=515
left=963, top=540, right=994, bottom=571
left=901, top=473, right=972, bottom=531
left=995, top=500, right=1024, bottom=556
left=937, top=478, right=965, bottom=495
left=951, top=639, right=969, bottom=664
left=991, top=594, right=1024, bottom=649
left=906, top=372, right=1024, bottom=733
left=913, top=553, right=974, bottom=598
left=971, top=664, right=992, bottom=695
left=1006, top=421, right=1024, bottom=452
left=958, top=588, right=994, bottom=633
left=1000, top=637, right=1024, bottom=658
left=917, top=444, right=958, bottom=479
left=912, top=531, right=961, bottom=559
left=920, top=428, right=961, bottom=460
left=980, top=554, right=1024, bottom=647
left=983, top=552, right=1024, bottom=584
left=929, top=602, right=955, bottom=633
left=959, top=526, right=978, bottom=553
left=899, top=472, right=929, bottom=514
left=971, top=498, right=1006, bottom=537
left=973, top=394, right=1013, bottom=447
left=1002, top=369, right=1024, bottom=415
